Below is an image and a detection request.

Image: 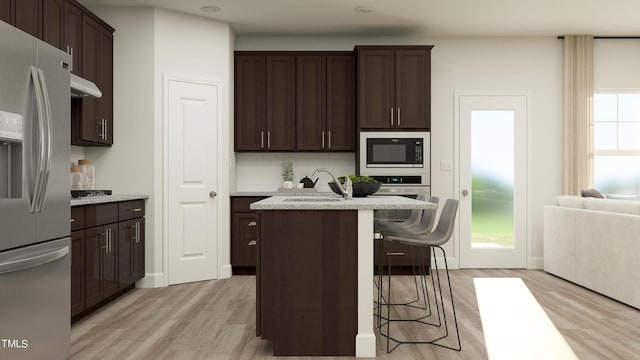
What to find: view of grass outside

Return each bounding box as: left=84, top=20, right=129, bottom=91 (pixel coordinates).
left=471, top=110, right=515, bottom=248
left=472, top=184, right=514, bottom=248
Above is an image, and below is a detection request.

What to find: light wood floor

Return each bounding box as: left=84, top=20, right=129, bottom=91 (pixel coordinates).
left=71, top=269, right=640, bottom=360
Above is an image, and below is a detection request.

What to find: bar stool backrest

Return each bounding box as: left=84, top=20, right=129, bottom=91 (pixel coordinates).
left=425, top=199, right=458, bottom=246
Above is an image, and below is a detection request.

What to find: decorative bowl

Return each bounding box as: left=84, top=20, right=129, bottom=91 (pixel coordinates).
left=328, top=181, right=382, bottom=197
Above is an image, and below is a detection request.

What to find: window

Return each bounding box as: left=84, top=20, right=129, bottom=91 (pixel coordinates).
left=594, top=92, right=640, bottom=196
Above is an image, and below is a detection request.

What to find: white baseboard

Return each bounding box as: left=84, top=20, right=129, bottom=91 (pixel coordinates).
left=136, top=272, right=166, bottom=288
left=219, top=264, right=232, bottom=279
left=529, top=257, right=544, bottom=269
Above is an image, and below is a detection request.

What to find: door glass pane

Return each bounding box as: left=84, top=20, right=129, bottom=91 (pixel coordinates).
left=471, top=111, right=514, bottom=248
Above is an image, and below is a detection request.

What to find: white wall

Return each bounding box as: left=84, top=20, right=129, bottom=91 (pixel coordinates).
left=236, top=153, right=355, bottom=192
left=85, top=6, right=157, bottom=276
left=594, top=39, right=640, bottom=89
left=154, top=8, right=233, bottom=281
left=85, top=6, right=233, bottom=286
left=236, top=36, right=564, bottom=268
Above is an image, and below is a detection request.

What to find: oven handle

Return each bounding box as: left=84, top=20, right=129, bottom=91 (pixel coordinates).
left=0, top=246, right=69, bottom=275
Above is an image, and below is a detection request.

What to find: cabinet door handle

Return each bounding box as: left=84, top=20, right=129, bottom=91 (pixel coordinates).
left=104, top=119, right=108, bottom=140
left=137, top=221, right=141, bottom=243
left=108, top=228, right=112, bottom=253
left=70, top=218, right=75, bottom=223
left=267, top=131, right=271, bottom=148
left=248, top=221, right=257, bottom=227
left=261, top=130, right=264, bottom=149
left=101, top=231, right=108, bottom=250
left=397, top=108, right=400, bottom=126
left=390, top=107, right=394, bottom=126
left=248, top=240, right=257, bottom=246
left=130, top=208, right=142, bottom=212
left=386, top=252, right=405, bottom=256
left=322, top=131, right=325, bottom=148
left=328, top=131, right=331, bottom=149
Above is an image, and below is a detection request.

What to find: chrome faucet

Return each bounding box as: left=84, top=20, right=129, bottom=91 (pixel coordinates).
left=312, top=168, right=353, bottom=200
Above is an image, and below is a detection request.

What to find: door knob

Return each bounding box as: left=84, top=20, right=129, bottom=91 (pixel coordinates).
left=209, top=191, right=217, bottom=198
left=462, top=189, right=469, bottom=196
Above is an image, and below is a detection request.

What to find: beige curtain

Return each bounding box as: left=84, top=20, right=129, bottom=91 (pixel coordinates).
left=563, top=35, right=594, bottom=195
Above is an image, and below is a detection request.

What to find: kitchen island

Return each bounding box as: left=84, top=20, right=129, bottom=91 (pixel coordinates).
left=251, top=195, right=434, bottom=357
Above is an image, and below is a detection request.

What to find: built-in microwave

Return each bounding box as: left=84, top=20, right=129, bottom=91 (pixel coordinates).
left=359, top=131, right=430, bottom=185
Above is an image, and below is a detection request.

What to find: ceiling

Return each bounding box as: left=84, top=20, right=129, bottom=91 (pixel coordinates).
left=78, top=0, right=640, bottom=37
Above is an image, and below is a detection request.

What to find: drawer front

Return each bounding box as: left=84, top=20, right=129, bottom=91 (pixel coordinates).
left=71, top=206, right=85, bottom=231
left=231, top=212, right=259, bottom=267
left=118, top=200, right=146, bottom=221
left=231, top=197, right=267, bottom=212
left=375, top=240, right=428, bottom=268
left=85, top=203, right=118, bottom=227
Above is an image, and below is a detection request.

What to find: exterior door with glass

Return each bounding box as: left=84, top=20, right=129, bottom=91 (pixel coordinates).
left=458, top=94, right=528, bottom=268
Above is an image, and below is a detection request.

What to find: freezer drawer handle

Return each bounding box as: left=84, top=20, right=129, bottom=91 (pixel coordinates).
left=0, top=246, right=69, bottom=275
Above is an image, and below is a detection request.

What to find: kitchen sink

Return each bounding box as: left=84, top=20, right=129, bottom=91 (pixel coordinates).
left=283, top=198, right=343, bottom=202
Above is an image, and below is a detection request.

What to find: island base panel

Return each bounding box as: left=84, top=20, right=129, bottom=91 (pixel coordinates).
left=259, top=210, right=357, bottom=356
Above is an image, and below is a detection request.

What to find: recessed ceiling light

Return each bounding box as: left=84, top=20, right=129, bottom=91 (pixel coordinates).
left=355, top=6, right=374, bottom=13
left=201, top=6, right=221, bottom=13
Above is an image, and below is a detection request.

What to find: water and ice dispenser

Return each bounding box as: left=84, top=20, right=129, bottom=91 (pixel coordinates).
left=0, top=110, right=23, bottom=199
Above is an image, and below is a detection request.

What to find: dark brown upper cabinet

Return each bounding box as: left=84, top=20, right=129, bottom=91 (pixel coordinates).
left=42, top=0, right=64, bottom=49
left=326, top=54, right=356, bottom=150
left=234, top=54, right=295, bottom=151
left=14, top=0, right=41, bottom=38
left=235, top=51, right=355, bottom=152
left=296, top=55, right=326, bottom=151
left=72, top=12, right=114, bottom=146
left=356, top=46, right=433, bottom=130
left=235, top=55, right=266, bottom=151
left=1, top=0, right=41, bottom=38
left=266, top=56, right=296, bottom=150
left=296, top=54, right=355, bottom=151
left=0, top=0, right=10, bottom=24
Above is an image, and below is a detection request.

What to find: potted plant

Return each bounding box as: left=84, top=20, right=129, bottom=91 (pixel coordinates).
left=281, top=161, right=294, bottom=188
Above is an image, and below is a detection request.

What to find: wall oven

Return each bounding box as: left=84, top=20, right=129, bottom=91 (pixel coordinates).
left=359, top=132, right=430, bottom=186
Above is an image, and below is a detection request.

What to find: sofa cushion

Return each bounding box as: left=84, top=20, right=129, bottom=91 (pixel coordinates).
left=581, top=188, right=606, bottom=198
left=556, top=195, right=584, bottom=208
left=583, top=197, right=640, bottom=215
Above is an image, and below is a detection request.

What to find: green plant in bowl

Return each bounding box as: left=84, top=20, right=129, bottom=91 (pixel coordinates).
left=328, top=175, right=382, bottom=197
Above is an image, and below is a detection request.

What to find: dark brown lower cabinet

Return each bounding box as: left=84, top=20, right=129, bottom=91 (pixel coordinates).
left=72, top=200, right=145, bottom=321
left=374, top=239, right=430, bottom=275
left=85, top=223, right=118, bottom=308
left=118, top=217, right=145, bottom=289
left=259, top=210, right=357, bottom=356
left=231, top=196, right=265, bottom=274
left=70, top=229, right=85, bottom=317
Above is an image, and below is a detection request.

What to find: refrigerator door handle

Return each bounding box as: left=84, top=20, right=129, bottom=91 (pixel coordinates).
left=29, top=67, right=46, bottom=213
left=0, top=246, right=69, bottom=275
left=35, top=68, right=53, bottom=211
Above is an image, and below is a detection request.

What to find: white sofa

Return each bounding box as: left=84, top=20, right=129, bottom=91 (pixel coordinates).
left=544, top=195, right=640, bottom=309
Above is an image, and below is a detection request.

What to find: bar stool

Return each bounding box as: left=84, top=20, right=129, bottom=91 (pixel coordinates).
left=374, top=197, right=439, bottom=325
left=378, top=198, right=461, bottom=353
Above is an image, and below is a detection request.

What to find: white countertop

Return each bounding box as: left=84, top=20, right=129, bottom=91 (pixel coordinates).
left=230, top=191, right=335, bottom=197
left=70, top=194, right=149, bottom=206
left=250, top=195, right=435, bottom=210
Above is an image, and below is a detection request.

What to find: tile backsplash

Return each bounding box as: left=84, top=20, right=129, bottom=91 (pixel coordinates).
left=235, top=153, right=355, bottom=192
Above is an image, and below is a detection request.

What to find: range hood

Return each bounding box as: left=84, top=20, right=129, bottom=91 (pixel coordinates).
left=70, top=73, right=102, bottom=98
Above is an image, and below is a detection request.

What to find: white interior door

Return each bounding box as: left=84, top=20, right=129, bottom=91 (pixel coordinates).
left=458, top=94, right=528, bottom=268
left=167, top=78, right=219, bottom=285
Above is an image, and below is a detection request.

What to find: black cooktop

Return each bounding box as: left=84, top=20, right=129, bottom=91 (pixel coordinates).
left=71, top=190, right=112, bottom=198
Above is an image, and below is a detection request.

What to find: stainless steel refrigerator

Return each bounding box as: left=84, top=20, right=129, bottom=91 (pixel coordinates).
left=0, top=21, right=71, bottom=360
